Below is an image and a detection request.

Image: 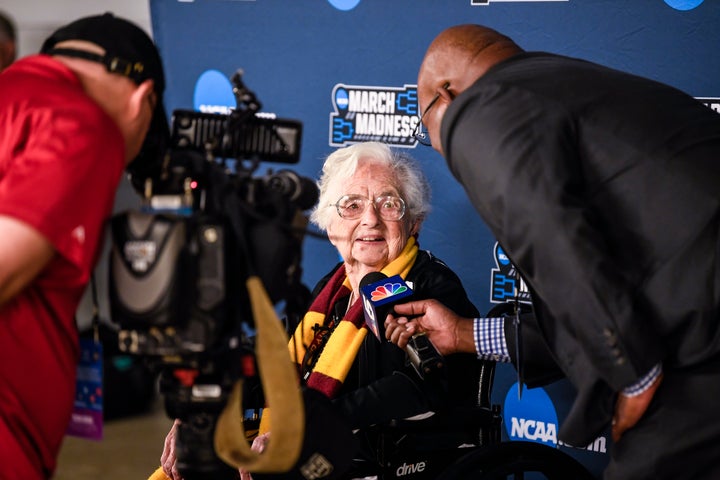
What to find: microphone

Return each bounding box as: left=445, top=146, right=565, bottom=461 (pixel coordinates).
left=359, top=272, right=412, bottom=340
left=359, top=272, right=445, bottom=378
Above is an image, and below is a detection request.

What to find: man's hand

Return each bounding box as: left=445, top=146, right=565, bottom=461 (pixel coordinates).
left=612, top=373, right=663, bottom=442
left=385, top=299, right=475, bottom=355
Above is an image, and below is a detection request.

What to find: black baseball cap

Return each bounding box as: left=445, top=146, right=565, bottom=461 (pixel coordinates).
left=41, top=12, right=169, bottom=187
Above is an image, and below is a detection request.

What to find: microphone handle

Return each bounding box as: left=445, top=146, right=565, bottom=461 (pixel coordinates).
left=405, top=333, right=445, bottom=378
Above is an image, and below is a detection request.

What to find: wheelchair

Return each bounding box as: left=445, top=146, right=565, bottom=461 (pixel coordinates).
left=345, top=302, right=596, bottom=480
left=347, top=367, right=595, bottom=479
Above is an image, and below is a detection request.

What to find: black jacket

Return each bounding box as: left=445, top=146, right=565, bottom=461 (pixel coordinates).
left=442, top=51, right=720, bottom=446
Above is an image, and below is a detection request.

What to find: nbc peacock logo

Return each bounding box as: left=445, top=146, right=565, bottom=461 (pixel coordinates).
left=371, top=282, right=408, bottom=301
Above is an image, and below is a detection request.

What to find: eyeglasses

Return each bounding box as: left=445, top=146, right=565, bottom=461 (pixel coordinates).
left=412, top=82, right=450, bottom=147
left=332, top=194, right=406, bottom=221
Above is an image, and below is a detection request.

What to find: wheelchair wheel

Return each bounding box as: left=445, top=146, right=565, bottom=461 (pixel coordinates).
left=435, top=441, right=596, bottom=480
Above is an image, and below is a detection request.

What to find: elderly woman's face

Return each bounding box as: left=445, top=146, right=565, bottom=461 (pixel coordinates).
left=327, top=160, right=416, bottom=271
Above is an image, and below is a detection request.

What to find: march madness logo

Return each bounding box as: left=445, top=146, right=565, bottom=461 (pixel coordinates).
left=329, top=84, right=419, bottom=147
left=490, top=242, right=532, bottom=305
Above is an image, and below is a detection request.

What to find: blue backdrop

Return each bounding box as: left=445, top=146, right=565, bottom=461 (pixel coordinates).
left=148, top=1, right=719, bottom=476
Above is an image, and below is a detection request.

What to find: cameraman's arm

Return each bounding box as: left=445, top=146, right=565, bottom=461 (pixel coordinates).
left=0, top=215, right=54, bottom=307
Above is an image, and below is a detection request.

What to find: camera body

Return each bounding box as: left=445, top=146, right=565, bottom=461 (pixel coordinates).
left=111, top=212, right=227, bottom=356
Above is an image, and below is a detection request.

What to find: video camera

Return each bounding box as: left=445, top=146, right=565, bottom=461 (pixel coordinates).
left=108, top=70, right=318, bottom=479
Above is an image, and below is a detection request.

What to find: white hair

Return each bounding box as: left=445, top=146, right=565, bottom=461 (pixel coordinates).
left=310, top=142, right=431, bottom=232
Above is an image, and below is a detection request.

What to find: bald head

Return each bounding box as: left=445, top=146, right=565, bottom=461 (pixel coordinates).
left=416, top=24, right=523, bottom=154
left=419, top=24, right=523, bottom=95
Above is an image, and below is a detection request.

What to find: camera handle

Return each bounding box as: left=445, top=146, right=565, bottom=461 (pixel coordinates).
left=231, top=69, right=261, bottom=115
left=214, top=276, right=305, bottom=473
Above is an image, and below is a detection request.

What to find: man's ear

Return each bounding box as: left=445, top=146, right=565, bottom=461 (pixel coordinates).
left=128, top=79, right=155, bottom=119
left=0, top=42, right=15, bottom=70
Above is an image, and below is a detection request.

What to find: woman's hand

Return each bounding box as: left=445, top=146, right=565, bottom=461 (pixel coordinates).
left=161, top=419, right=182, bottom=480
left=239, top=432, right=272, bottom=480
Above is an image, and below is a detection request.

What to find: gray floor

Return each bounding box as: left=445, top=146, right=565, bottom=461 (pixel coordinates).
left=54, top=398, right=173, bottom=480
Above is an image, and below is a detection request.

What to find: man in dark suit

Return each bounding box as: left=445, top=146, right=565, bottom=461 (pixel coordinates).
left=386, top=24, right=720, bottom=480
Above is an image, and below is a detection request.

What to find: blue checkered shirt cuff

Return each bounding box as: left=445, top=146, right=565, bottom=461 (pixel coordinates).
left=622, top=363, right=662, bottom=396
left=473, top=317, right=511, bottom=363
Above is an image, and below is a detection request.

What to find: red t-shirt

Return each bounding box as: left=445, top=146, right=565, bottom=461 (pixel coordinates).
left=0, top=55, right=125, bottom=479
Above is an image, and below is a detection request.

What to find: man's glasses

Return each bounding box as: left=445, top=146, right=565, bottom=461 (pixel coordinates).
left=332, top=194, right=406, bottom=221
left=412, top=82, right=450, bottom=147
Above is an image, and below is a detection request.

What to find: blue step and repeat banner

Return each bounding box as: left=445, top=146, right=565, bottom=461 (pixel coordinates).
left=149, top=0, right=719, bottom=476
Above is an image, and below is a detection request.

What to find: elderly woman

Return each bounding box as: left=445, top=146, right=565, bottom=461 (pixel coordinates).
left=157, top=141, right=483, bottom=480
left=290, top=141, right=480, bottom=424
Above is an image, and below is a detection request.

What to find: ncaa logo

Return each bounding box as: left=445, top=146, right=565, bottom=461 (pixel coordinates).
left=504, top=382, right=559, bottom=447
left=664, top=0, right=704, bottom=10
left=504, top=382, right=609, bottom=454
left=193, top=70, right=235, bottom=114
left=327, top=0, right=361, bottom=10
left=335, top=88, right=350, bottom=110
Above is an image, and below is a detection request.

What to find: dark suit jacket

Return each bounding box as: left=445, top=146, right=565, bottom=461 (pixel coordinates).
left=441, top=52, right=720, bottom=446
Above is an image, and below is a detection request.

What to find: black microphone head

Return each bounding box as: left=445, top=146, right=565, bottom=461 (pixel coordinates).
left=360, top=271, right=387, bottom=289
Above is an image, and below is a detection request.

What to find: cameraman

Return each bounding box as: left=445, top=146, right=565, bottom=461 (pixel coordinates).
left=0, top=13, right=168, bottom=479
